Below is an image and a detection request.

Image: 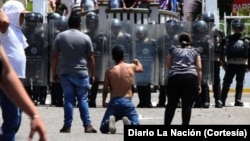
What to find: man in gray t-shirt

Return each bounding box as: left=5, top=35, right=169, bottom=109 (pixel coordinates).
left=51, top=13, right=97, bottom=133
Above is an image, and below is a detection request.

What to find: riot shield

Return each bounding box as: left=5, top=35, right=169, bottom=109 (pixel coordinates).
left=106, top=19, right=133, bottom=68
left=47, top=17, right=64, bottom=106
left=22, top=22, right=49, bottom=105
left=83, top=16, right=109, bottom=82
left=157, top=23, right=180, bottom=85
left=132, top=24, right=158, bottom=86
left=191, top=20, right=213, bottom=85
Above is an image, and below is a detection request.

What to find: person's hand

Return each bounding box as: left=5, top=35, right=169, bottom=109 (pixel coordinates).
left=28, top=117, right=47, bottom=141
left=198, top=85, right=201, bottom=94
left=102, top=102, right=108, bottom=107
left=132, top=59, right=139, bottom=65
left=90, top=76, right=95, bottom=84
left=52, top=73, right=59, bottom=82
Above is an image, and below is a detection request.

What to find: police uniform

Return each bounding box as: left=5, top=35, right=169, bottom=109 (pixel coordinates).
left=202, top=12, right=225, bottom=108
left=221, top=19, right=250, bottom=107
left=192, top=20, right=211, bottom=108
left=85, top=12, right=108, bottom=107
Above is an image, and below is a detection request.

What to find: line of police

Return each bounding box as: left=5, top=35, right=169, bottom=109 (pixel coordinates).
left=21, top=11, right=249, bottom=108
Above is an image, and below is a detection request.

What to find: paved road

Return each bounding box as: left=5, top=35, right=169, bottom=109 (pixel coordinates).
left=12, top=92, right=250, bottom=141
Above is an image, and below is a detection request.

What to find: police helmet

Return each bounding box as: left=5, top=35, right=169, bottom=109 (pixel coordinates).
left=177, top=21, right=184, bottom=33
left=231, top=19, right=244, bottom=31
left=111, top=19, right=122, bottom=30
left=136, top=25, right=147, bottom=39
left=36, top=13, right=43, bottom=23
left=165, top=19, right=178, bottom=34
left=57, top=16, right=68, bottom=32
left=86, top=12, right=98, bottom=29
left=192, top=20, right=208, bottom=34
left=47, top=12, right=61, bottom=22
left=202, top=12, right=214, bottom=22
left=25, top=12, right=37, bottom=23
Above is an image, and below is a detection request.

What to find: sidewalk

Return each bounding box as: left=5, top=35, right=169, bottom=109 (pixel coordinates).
left=14, top=92, right=250, bottom=141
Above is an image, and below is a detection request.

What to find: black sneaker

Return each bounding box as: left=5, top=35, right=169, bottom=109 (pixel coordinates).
left=60, top=126, right=71, bottom=133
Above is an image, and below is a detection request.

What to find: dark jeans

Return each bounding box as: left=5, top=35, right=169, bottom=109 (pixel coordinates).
left=0, top=89, right=22, bottom=141
left=164, top=74, right=198, bottom=125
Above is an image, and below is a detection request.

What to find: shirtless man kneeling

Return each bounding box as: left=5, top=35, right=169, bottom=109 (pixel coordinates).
left=99, top=45, right=143, bottom=134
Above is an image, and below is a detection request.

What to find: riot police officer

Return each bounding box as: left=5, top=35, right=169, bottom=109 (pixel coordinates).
left=156, top=19, right=179, bottom=107
left=22, top=12, right=48, bottom=105
left=135, top=25, right=156, bottom=108
left=202, top=12, right=225, bottom=108
left=108, top=18, right=135, bottom=93
left=192, top=20, right=211, bottom=108
left=47, top=12, right=64, bottom=107
left=221, top=19, right=250, bottom=107
left=85, top=12, right=108, bottom=107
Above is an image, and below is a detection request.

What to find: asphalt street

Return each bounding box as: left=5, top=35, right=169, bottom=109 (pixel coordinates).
left=11, top=91, right=250, bottom=141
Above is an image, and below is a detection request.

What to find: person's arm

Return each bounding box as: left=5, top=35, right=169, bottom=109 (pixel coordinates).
left=94, top=0, right=99, bottom=9
left=0, top=46, right=47, bottom=141
left=102, top=70, right=109, bottom=107
left=51, top=50, right=60, bottom=82
left=87, top=52, right=95, bottom=84
left=64, top=4, right=69, bottom=16
left=50, top=0, right=56, bottom=12
left=131, top=0, right=139, bottom=8
left=196, top=54, right=202, bottom=94
left=166, top=53, right=172, bottom=69
left=0, top=8, right=9, bottom=33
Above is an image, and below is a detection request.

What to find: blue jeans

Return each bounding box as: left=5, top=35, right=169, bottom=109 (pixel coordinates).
left=0, top=89, right=22, bottom=141
left=100, top=97, right=140, bottom=133
left=60, top=74, right=92, bottom=128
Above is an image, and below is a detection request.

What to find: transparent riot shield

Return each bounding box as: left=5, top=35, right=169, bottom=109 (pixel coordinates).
left=22, top=22, right=49, bottom=105
left=157, top=23, right=180, bottom=86
left=132, top=24, right=158, bottom=86
left=191, top=20, right=213, bottom=85
left=106, top=19, right=133, bottom=68
left=207, top=25, right=216, bottom=85
left=47, top=18, right=64, bottom=106
left=83, top=16, right=109, bottom=82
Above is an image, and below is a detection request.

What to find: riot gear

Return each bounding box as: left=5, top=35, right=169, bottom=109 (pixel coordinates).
left=25, top=12, right=38, bottom=23
left=36, top=12, right=43, bottom=23
left=165, top=19, right=178, bottom=35
left=47, top=12, right=64, bottom=107
left=136, top=25, right=148, bottom=41
left=201, top=12, right=224, bottom=108
left=231, top=18, right=244, bottom=31
left=111, top=19, right=122, bottom=36
left=202, top=12, right=214, bottom=22
left=86, top=12, right=98, bottom=32
left=192, top=20, right=211, bottom=108
left=134, top=24, right=158, bottom=108
left=47, top=12, right=61, bottom=21
left=22, top=13, right=48, bottom=105
left=156, top=20, right=180, bottom=107
left=57, top=16, right=68, bottom=32
left=221, top=20, right=248, bottom=107
left=192, top=20, right=208, bottom=35
left=86, top=12, right=108, bottom=107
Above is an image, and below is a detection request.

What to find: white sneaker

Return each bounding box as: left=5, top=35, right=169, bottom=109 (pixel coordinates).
left=109, top=115, right=116, bottom=134
left=122, top=117, right=131, bottom=125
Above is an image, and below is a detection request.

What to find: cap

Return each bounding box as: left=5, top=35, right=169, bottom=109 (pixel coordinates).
left=3, top=0, right=30, bottom=14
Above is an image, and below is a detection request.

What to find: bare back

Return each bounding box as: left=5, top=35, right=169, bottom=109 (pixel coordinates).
left=106, top=62, right=136, bottom=98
